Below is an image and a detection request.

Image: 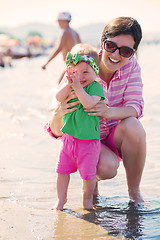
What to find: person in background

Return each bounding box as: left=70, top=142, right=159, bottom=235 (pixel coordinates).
left=42, top=11, right=81, bottom=83
left=46, top=17, right=146, bottom=205
left=49, top=43, right=105, bottom=210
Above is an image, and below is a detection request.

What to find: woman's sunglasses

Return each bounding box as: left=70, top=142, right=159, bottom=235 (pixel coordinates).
left=104, top=39, right=135, bottom=58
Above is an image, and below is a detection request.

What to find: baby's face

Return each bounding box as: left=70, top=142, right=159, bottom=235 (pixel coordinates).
left=70, top=62, right=96, bottom=88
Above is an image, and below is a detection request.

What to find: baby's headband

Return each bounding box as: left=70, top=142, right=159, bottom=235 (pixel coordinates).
left=65, top=52, right=99, bottom=75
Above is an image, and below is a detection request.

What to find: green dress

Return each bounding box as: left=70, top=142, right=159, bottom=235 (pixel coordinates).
left=61, top=81, right=105, bottom=140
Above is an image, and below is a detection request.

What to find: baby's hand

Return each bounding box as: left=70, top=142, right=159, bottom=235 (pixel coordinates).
left=71, top=70, right=81, bottom=89
left=66, top=67, right=81, bottom=89
left=66, top=67, right=73, bottom=85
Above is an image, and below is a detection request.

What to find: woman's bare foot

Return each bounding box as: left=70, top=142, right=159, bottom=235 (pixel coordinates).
left=129, top=189, right=144, bottom=203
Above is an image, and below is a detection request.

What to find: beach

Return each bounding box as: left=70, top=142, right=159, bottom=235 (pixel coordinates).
left=0, top=43, right=160, bottom=240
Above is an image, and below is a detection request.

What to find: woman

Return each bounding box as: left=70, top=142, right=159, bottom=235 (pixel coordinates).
left=46, top=17, right=146, bottom=204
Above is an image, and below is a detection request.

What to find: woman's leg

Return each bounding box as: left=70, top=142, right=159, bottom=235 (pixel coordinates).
left=97, top=144, right=120, bottom=181
left=94, top=144, right=120, bottom=196
left=83, top=178, right=96, bottom=209
left=54, top=173, right=70, bottom=210
left=114, top=117, right=146, bottom=203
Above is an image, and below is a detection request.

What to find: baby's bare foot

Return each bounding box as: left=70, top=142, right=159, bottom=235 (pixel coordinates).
left=52, top=199, right=67, bottom=210
left=83, top=197, right=93, bottom=210
left=93, top=182, right=99, bottom=197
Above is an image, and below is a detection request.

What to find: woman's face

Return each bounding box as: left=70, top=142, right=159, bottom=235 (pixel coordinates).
left=101, top=34, right=136, bottom=74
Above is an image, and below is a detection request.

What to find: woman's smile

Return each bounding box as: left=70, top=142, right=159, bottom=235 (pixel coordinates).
left=108, top=57, right=120, bottom=63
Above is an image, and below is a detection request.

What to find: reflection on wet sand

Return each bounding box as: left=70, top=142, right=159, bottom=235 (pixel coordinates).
left=62, top=199, right=142, bottom=240
left=62, top=196, right=160, bottom=240
left=30, top=207, right=123, bottom=240
left=52, top=210, right=119, bottom=240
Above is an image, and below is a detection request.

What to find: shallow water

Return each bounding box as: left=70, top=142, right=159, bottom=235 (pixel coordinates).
left=0, top=44, right=160, bottom=239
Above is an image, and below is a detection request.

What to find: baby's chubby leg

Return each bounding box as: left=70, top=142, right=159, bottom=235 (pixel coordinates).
left=82, top=178, right=96, bottom=209
left=54, top=174, right=70, bottom=210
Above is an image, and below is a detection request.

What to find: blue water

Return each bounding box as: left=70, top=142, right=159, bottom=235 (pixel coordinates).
left=63, top=196, right=160, bottom=240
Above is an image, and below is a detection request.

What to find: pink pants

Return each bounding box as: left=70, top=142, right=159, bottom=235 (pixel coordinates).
left=101, top=126, right=122, bottom=161
left=56, top=134, right=101, bottom=180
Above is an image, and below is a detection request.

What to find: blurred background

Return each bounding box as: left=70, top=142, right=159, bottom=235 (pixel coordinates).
left=0, top=0, right=160, bottom=66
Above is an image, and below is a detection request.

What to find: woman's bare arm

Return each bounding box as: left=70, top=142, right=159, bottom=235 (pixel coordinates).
left=84, top=101, right=138, bottom=120
left=50, top=92, right=79, bottom=136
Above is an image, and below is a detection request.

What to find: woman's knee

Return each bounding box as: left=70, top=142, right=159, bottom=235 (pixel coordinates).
left=97, top=163, right=118, bottom=180
left=116, top=117, right=146, bottom=144
left=97, top=146, right=119, bottom=180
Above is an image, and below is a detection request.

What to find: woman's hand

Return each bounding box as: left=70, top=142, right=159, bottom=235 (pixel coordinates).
left=84, top=101, right=138, bottom=120
left=84, top=101, right=112, bottom=119
left=60, top=90, right=79, bottom=114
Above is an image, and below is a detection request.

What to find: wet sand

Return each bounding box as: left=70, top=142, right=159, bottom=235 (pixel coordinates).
left=0, top=201, right=35, bottom=240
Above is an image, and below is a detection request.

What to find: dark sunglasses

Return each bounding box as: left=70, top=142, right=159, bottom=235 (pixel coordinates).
left=104, top=39, right=135, bottom=58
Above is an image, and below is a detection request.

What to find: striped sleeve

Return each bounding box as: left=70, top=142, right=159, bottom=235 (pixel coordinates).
left=123, top=58, right=144, bottom=118
left=44, top=121, right=62, bottom=139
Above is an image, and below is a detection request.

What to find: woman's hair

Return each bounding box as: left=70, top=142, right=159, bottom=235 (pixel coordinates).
left=101, top=17, right=142, bottom=49
left=70, top=43, right=99, bottom=66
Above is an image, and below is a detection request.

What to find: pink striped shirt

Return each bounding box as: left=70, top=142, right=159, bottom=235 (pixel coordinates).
left=97, top=56, right=144, bottom=140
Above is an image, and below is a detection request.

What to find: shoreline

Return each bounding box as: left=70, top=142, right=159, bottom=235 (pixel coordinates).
left=0, top=200, right=125, bottom=240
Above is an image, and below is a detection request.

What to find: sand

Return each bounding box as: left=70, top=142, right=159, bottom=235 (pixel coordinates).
left=0, top=200, right=125, bottom=240
left=0, top=201, right=35, bottom=240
